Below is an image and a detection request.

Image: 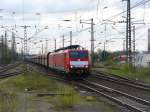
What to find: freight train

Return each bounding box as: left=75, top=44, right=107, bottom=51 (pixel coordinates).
left=31, top=45, right=91, bottom=78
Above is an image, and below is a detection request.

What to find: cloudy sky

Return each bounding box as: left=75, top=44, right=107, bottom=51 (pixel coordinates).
left=0, top=0, right=150, bottom=54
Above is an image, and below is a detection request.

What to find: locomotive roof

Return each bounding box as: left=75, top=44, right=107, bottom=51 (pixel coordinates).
left=54, top=45, right=81, bottom=52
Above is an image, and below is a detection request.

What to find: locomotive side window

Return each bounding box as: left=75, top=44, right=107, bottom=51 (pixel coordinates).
left=70, top=51, right=88, bottom=58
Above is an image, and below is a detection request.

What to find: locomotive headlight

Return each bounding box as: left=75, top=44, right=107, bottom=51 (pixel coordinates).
left=85, top=65, right=88, bottom=68
left=70, top=65, right=73, bottom=68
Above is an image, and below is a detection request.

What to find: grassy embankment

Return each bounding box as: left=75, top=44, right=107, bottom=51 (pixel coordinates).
left=93, top=62, right=150, bottom=83
left=0, top=63, right=118, bottom=112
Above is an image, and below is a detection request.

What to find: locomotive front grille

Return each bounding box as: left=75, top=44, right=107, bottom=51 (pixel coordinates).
left=70, top=68, right=89, bottom=74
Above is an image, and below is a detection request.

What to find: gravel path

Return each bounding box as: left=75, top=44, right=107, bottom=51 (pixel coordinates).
left=16, top=92, right=53, bottom=112
left=73, top=104, right=103, bottom=112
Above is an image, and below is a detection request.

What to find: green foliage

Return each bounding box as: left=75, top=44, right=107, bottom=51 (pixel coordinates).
left=91, top=52, right=99, bottom=62
left=99, top=51, right=114, bottom=62
left=92, top=50, right=114, bottom=63
left=103, top=60, right=115, bottom=66
left=137, top=67, right=150, bottom=75
left=0, top=37, right=19, bottom=64
left=134, top=67, right=150, bottom=82
left=122, top=63, right=132, bottom=73
left=93, top=57, right=150, bottom=83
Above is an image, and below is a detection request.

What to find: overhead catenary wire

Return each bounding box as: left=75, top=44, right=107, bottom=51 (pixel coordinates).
left=143, top=3, right=146, bottom=22
left=96, top=0, right=150, bottom=24
left=8, top=0, right=150, bottom=54
left=96, top=0, right=100, bottom=20
left=61, top=0, right=150, bottom=38
left=65, top=0, right=150, bottom=46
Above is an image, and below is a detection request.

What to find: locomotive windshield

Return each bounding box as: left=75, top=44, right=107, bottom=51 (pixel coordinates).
left=70, top=51, right=88, bottom=58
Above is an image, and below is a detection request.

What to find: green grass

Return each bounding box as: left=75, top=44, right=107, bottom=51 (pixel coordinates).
left=0, top=71, right=58, bottom=92
left=109, top=65, right=150, bottom=82
left=56, top=83, right=81, bottom=108
left=34, top=90, right=118, bottom=112
left=0, top=65, right=58, bottom=112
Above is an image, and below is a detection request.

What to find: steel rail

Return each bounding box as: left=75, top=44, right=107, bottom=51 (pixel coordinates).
left=84, top=80, right=150, bottom=106
left=92, top=72, right=150, bottom=91
left=0, top=71, right=23, bottom=79
left=77, top=80, right=150, bottom=112
left=94, top=71, right=150, bottom=88
left=0, top=62, right=21, bottom=74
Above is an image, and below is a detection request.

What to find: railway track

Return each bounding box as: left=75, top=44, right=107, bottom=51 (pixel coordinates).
left=76, top=80, right=150, bottom=112
left=89, top=72, right=150, bottom=102
left=0, top=70, right=23, bottom=79
left=0, top=62, right=23, bottom=79
left=0, top=62, right=21, bottom=74
left=51, top=74, right=150, bottom=111
left=29, top=63, right=150, bottom=112
left=93, top=71, right=150, bottom=90
left=43, top=74, right=150, bottom=112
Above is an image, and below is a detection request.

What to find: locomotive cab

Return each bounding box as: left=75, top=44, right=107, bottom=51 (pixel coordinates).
left=68, top=50, right=90, bottom=75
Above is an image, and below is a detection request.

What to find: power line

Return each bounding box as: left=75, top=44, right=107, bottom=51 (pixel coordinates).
left=96, top=0, right=100, bottom=19
left=97, top=0, right=150, bottom=24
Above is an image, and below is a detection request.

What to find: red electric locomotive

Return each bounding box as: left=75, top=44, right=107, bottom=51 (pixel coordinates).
left=32, top=45, right=91, bottom=78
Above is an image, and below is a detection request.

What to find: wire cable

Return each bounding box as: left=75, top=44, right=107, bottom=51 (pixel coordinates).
left=98, top=0, right=150, bottom=23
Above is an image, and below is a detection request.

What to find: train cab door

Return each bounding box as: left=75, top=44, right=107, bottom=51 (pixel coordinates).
left=66, top=52, right=70, bottom=70
left=64, top=53, right=67, bottom=70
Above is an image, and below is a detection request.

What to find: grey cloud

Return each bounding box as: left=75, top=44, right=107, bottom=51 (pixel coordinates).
left=0, top=0, right=97, bottom=13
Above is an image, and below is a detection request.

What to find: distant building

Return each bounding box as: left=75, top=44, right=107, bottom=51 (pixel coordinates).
left=135, top=53, right=150, bottom=67
left=117, top=55, right=128, bottom=64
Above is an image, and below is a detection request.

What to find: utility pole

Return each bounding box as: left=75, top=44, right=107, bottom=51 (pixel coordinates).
left=70, top=31, right=72, bottom=46
left=54, top=39, right=56, bottom=51
left=148, top=29, right=150, bottom=53
left=126, top=6, right=128, bottom=58
left=24, top=26, right=27, bottom=56
left=62, top=35, right=64, bottom=48
left=104, top=42, right=106, bottom=52
left=45, top=40, right=48, bottom=54
left=123, top=39, right=126, bottom=54
left=4, top=31, right=7, bottom=60
left=39, top=40, right=43, bottom=54
left=11, top=31, right=16, bottom=60
left=91, top=18, right=94, bottom=66
left=126, top=0, right=132, bottom=65
left=80, top=18, right=95, bottom=66
left=133, top=26, right=135, bottom=68
left=104, top=24, right=107, bottom=59
left=20, top=25, right=30, bottom=59
left=21, top=39, right=23, bottom=58
left=42, top=43, right=43, bottom=54
left=1, top=36, right=4, bottom=64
